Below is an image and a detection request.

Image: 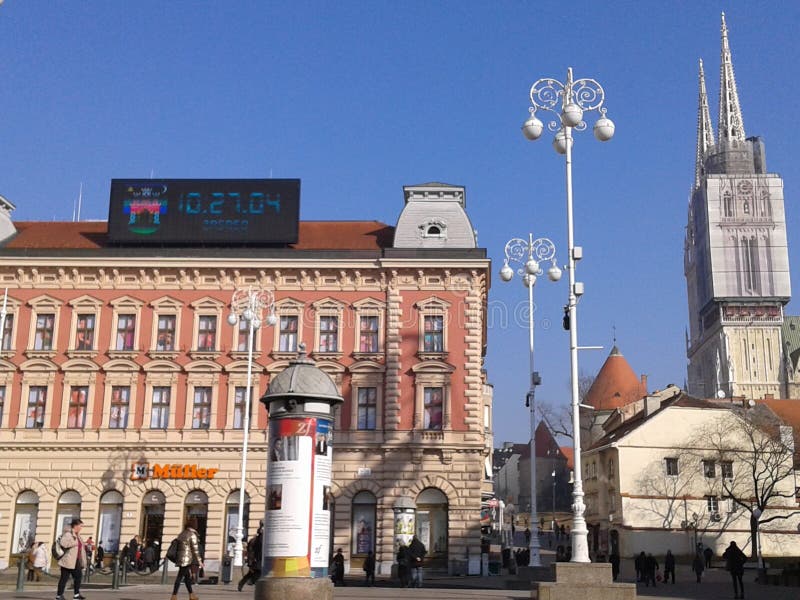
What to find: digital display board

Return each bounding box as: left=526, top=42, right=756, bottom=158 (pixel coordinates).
left=107, top=179, right=300, bottom=244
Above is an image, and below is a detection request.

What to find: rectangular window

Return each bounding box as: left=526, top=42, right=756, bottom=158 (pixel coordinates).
left=150, top=387, right=170, bottom=429
left=233, top=386, right=254, bottom=430
left=236, top=319, right=249, bottom=352
left=357, top=387, right=377, bottom=430
left=34, top=314, right=55, bottom=350
left=67, top=386, right=88, bottom=429
left=2, top=314, right=13, bottom=350
left=109, top=386, right=130, bottom=429
left=156, top=315, right=176, bottom=351
left=75, top=314, right=95, bottom=350
left=359, top=316, right=379, bottom=353
left=197, top=315, right=217, bottom=351
left=0, top=386, right=5, bottom=427
left=319, top=316, right=338, bottom=353
left=279, top=315, right=298, bottom=352
left=26, top=386, right=47, bottom=428
left=423, top=386, right=443, bottom=430
left=116, top=314, right=136, bottom=351
left=192, top=387, right=212, bottom=429
left=423, top=315, right=444, bottom=352
left=721, top=461, right=733, bottom=479
left=665, top=457, right=679, bottom=477
left=703, top=460, right=716, bottom=478
left=706, top=495, right=719, bottom=513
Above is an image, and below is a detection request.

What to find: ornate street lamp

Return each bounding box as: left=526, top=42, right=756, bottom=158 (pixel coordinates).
left=227, top=287, right=277, bottom=568
left=499, top=234, right=561, bottom=566
left=522, top=68, right=615, bottom=563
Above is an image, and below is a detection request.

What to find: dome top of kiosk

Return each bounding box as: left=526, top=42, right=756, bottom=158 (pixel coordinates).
left=262, top=343, right=343, bottom=404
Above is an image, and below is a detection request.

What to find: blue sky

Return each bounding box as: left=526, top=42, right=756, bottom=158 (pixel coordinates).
left=2, top=1, right=799, bottom=444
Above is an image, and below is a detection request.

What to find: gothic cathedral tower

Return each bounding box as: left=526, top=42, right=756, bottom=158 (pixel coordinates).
left=685, top=14, right=791, bottom=399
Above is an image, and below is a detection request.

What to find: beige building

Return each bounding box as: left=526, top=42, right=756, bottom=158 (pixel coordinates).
left=0, top=182, right=494, bottom=574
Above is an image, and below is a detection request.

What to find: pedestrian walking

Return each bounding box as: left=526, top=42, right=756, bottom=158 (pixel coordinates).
left=664, top=549, right=675, bottom=584
left=32, top=542, right=47, bottom=581
left=363, top=550, right=375, bottom=586
left=609, top=551, right=620, bottom=581
left=692, top=550, right=705, bottom=583
left=94, top=543, right=104, bottom=570
left=128, top=535, right=140, bottom=570
left=84, top=537, right=95, bottom=573
left=397, top=545, right=410, bottom=588
left=237, top=523, right=263, bottom=591
left=408, top=535, right=427, bottom=588
left=722, top=540, right=747, bottom=599
left=331, top=548, right=345, bottom=586
left=171, top=517, right=203, bottom=600
left=643, top=552, right=658, bottom=587
left=634, top=551, right=645, bottom=582
left=704, top=546, right=713, bottom=568
left=56, top=518, right=87, bottom=600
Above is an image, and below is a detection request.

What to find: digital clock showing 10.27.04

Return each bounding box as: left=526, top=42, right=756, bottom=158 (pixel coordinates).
left=107, top=179, right=300, bottom=244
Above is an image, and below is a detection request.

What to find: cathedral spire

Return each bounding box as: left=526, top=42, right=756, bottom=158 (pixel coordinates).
left=718, top=12, right=746, bottom=143
left=695, top=59, right=715, bottom=188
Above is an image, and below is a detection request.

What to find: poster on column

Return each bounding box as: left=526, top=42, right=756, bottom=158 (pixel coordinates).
left=263, top=417, right=314, bottom=558
left=310, top=417, right=332, bottom=568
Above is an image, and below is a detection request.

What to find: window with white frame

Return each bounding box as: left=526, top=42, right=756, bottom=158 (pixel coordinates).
left=233, top=386, right=254, bottom=429
left=2, top=314, right=14, bottom=350
left=109, top=386, right=130, bottom=429
left=156, top=315, right=176, bottom=351
left=236, top=319, right=249, bottom=352
left=706, top=495, right=719, bottom=513
left=115, top=314, right=136, bottom=351
left=75, top=314, right=96, bottom=351
left=26, top=386, right=47, bottom=428
left=197, top=316, right=217, bottom=351
left=279, top=315, right=298, bottom=352
left=150, top=387, right=170, bottom=429
left=67, top=386, right=88, bottom=429
left=665, top=457, right=679, bottom=477
left=703, top=460, right=716, bottom=478
left=415, top=297, right=450, bottom=355
left=357, top=387, right=377, bottom=430
left=423, top=387, right=444, bottom=430
left=721, top=460, right=733, bottom=479
left=352, top=298, right=385, bottom=356
left=0, top=386, right=5, bottom=427
left=423, top=316, right=444, bottom=352
left=359, top=316, right=379, bottom=353
left=192, top=387, right=212, bottom=429
left=319, top=316, right=339, bottom=353
left=34, top=314, right=55, bottom=350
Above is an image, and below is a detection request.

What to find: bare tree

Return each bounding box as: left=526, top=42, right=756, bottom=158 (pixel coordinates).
left=691, top=405, right=800, bottom=559
left=537, top=371, right=597, bottom=440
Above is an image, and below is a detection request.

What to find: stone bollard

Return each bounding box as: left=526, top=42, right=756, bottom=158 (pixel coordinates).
left=255, top=344, right=343, bottom=600
left=16, top=555, right=26, bottom=592
left=111, top=557, right=119, bottom=589
left=161, top=557, right=169, bottom=584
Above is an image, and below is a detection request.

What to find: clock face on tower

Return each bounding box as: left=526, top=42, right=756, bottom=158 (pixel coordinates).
left=107, top=179, right=300, bottom=245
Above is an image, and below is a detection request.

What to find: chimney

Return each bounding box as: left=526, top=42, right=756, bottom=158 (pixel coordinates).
left=643, top=395, right=661, bottom=417
left=764, top=393, right=774, bottom=400
left=640, top=374, right=648, bottom=393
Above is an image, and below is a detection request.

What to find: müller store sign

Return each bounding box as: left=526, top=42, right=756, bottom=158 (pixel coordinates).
left=130, top=463, right=219, bottom=481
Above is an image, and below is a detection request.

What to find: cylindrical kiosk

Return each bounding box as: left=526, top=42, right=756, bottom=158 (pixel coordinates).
left=255, top=344, right=343, bottom=600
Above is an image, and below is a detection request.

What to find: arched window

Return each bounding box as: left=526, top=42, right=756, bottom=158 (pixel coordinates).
left=12, top=491, right=39, bottom=554
left=98, top=490, right=124, bottom=554
left=351, top=491, right=376, bottom=557
left=56, top=490, right=82, bottom=539
left=225, top=491, right=251, bottom=555
left=142, top=490, right=166, bottom=548
left=416, top=488, right=448, bottom=563
left=184, top=490, right=209, bottom=556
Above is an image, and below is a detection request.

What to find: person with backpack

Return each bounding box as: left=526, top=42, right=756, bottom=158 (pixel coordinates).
left=237, top=523, right=263, bottom=591
left=723, top=540, right=747, bottom=599
left=56, top=518, right=87, bottom=600
left=171, top=518, right=203, bottom=600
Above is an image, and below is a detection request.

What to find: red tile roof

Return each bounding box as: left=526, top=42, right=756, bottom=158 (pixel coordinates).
left=559, top=446, right=574, bottom=470
left=4, top=220, right=394, bottom=251
left=584, top=345, right=647, bottom=411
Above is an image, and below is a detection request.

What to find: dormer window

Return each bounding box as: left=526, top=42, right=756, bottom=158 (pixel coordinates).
left=419, top=219, right=447, bottom=239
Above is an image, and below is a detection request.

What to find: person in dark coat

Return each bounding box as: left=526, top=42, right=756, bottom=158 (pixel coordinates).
left=397, top=545, right=409, bottom=588
left=609, top=552, right=620, bottom=581
left=408, top=535, right=427, bottom=588
left=643, top=553, right=659, bottom=587
left=363, top=550, right=375, bottom=586
left=703, top=546, right=713, bottom=568
left=664, top=550, right=675, bottom=584
left=237, top=524, right=263, bottom=591
left=95, top=543, right=105, bottom=569
left=331, top=548, right=345, bottom=586
left=722, top=541, right=747, bottom=599
left=634, top=551, right=645, bottom=582
left=692, top=551, right=705, bottom=583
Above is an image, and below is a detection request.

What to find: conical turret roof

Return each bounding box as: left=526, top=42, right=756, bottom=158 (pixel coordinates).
left=584, top=346, right=646, bottom=411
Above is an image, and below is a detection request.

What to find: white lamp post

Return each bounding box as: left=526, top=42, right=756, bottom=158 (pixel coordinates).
left=227, top=287, right=277, bottom=568
left=499, top=234, right=562, bottom=567
left=522, top=68, right=614, bottom=563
